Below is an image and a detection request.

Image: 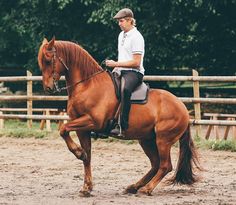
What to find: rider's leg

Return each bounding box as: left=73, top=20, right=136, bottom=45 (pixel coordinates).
left=110, top=70, right=143, bottom=135
left=120, top=70, right=143, bottom=130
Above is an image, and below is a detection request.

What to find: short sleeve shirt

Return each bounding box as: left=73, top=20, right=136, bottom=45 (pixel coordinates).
left=113, top=27, right=145, bottom=75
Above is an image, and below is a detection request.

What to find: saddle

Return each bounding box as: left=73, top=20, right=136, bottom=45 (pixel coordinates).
left=108, top=70, right=149, bottom=104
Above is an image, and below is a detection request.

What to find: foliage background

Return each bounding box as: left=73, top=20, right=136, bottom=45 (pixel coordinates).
left=0, top=0, right=236, bottom=76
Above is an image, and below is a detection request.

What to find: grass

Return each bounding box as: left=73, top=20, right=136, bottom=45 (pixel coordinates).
left=0, top=119, right=59, bottom=139
left=194, top=135, right=236, bottom=152
left=1, top=120, right=236, bottom=151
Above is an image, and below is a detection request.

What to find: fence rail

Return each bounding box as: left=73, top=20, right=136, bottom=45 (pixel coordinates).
left=0, top=95, right=67, bottom=101
left=144, top=75, right=236, bottom=82
left=1, top=69, right=236, bottom=138
left=2, top=96, right=236, bottom=104
left=2, top=75, right=236, bottom=82
left=1, top=114, right=236, bottom=126
left=0, top=114, right=69, bottom=120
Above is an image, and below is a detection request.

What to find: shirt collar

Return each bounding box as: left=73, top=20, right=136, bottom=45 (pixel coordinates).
left=124, top=27, right=137, bottom=37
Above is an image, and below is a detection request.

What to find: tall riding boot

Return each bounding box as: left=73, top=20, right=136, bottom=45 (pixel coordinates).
left=110, top=77, right=130, bottom=136
left=120, top=78, right=131, bottom=130
left=120, top=96, right=130, bottom=130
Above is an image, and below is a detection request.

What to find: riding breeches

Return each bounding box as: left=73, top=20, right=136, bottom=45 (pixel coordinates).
left=120, top=70, right=143, bottom=130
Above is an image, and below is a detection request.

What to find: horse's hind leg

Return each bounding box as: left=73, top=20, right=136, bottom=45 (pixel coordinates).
left=138, top=134, right=173, bottom=195
left=125, top=138, right=160, bottom=194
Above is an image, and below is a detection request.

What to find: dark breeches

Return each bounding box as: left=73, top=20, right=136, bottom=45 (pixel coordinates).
left=120, top=70, right=143, bottom=129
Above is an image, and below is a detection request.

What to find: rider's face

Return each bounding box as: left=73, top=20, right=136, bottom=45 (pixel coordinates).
left=118, top=18, right=132, bottom=32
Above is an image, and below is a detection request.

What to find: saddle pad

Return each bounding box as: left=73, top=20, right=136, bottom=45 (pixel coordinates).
left=131, top=82, right=149, bottom=104
left=108, top=70, right=149, bottom=104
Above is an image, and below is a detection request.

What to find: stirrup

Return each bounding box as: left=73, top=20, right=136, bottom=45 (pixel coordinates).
left=110, top=124, right=124, bottom=137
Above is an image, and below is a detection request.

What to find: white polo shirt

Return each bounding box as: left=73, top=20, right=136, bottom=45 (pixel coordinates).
left=113, top=27, right=145, bottom=75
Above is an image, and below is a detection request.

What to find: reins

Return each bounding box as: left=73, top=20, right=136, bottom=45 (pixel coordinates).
left=53, top=69, right=106, bottom=93
left=50, top=47, right=106, bottom=93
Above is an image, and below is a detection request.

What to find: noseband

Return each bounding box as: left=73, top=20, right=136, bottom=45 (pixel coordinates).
left=48, top=46, right=105, bottom=93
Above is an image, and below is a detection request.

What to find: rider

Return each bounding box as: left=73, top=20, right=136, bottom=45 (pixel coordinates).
left=106, top=8, right=145, bottom=135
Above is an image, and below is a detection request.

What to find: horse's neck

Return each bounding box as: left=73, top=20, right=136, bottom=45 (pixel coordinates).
left=66, top=68, right=82, bottom=85
left=65, top=69, right=115, bottom=98
left=63, top=44, right=102, bottom=93
left=65, top=70, right=81, bottom=96
left=65, top=65, right=109, bottom=98
left=59, top=42, right=117, bottom=107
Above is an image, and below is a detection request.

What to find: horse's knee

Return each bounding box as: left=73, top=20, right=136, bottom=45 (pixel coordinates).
left=59, top=124, right=69, bottom=138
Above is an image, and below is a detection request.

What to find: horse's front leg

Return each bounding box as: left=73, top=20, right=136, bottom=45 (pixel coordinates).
left=59, top=115, right=94, bottom=160
left=76, top=130, right=93, bottom=197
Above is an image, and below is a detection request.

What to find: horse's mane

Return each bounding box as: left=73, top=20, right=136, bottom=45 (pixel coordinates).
left=54, top=41, right=102, bottom=79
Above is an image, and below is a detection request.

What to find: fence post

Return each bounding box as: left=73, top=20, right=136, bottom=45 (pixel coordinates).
left=213, top=115, right=219, bottom=140
left=40, top=110, right=46, bottom=130
left=233, top=125, right=236, bottom=140
left=46, top=109, right=52, bottom=131
left=0, top=111, right=4, bottom=129
left=223, top=117, right=232, bottom=140
left=192, top=69, right=201, bottom=137
left=205, top=116, right=213, bottom=140
left=27, top=70, right=33, bottom=128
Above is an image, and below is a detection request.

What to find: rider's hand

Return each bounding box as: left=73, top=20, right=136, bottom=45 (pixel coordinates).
left=105, top=59, right=118, bottom=68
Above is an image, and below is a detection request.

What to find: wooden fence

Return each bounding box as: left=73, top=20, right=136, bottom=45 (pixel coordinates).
left=1, top=69, right=236, bottom=139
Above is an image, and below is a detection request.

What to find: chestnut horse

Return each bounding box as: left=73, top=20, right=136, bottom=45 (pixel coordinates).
left=38, top=37, right=200, bottom=196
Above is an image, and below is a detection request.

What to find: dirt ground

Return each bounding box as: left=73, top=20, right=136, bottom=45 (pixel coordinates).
left=0, top=135, right=235, bottom=205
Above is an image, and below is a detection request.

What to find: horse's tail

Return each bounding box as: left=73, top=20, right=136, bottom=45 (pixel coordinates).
left=170, top=124, right=201, bottom=185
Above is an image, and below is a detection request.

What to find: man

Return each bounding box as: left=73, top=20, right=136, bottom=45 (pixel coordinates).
left=106, top=8, right=145, bottom=136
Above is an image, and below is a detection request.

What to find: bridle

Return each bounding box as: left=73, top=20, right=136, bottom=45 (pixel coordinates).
left=47, top=46, right=106, bottom=93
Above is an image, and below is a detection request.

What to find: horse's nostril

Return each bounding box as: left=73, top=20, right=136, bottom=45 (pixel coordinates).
left=46, top=87, right=53, bottom=93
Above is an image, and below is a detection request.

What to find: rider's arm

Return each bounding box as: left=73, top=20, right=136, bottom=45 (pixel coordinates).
left=105, top=54, right=141, bottom=69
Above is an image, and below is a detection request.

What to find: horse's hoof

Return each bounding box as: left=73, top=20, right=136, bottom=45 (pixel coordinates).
left=79, top=189, right=92, bottom=197
left=123, top=185, right=138, bottom=194
left=137, top=187, right=152, bottom=196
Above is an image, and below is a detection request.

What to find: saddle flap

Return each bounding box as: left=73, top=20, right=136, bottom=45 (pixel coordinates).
left=107, top=70, right=121, bottom=100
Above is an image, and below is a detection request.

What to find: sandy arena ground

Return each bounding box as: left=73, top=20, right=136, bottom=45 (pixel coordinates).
left=0, top=135, right=235, bottom=205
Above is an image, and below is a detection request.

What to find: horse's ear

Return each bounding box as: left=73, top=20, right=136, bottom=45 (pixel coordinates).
left=42, top=36, right=55, bottom=60
left=42, top=38, right=48, bottom=45
left=48, top=36, right=55, bottom=50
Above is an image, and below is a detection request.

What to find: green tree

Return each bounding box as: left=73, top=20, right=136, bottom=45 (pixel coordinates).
left=0, top=0, right=235, bottom=76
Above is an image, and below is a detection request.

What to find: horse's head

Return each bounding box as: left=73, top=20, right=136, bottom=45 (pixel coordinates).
left=38, top=37, right=67, bottom=93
